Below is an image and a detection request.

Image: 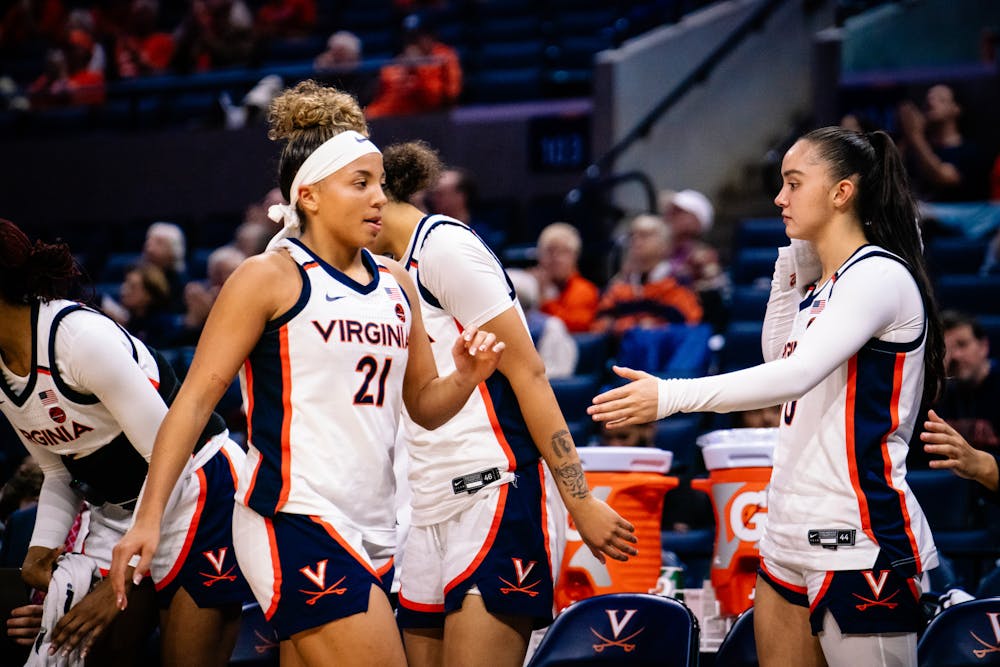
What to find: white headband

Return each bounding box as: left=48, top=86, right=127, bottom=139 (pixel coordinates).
left=266, top=130, right=381, bottom=250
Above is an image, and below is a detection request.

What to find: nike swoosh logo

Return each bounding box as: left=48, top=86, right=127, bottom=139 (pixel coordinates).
left=355, top=135, right=368, bottom=143
left=326, top=294, right=346, bottom=302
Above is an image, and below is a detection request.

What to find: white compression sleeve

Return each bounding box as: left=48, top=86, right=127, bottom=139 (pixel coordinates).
left=28, top=445, right=83, bottom=550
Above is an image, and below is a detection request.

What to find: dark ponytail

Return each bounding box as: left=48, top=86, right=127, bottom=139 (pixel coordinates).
left=382, top=141, right=442, bottom=203
left=0, top=219, right=81, bottom=304
left=803, top=126, right=945, bottom=405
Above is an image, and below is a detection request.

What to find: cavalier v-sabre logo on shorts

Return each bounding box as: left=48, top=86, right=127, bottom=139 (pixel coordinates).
left=200, top=547, right=239, bottom=587
left=970, top=612, right=1000, bottom=658
left=500, top=558, right=540, bottom=597
left=590, top=609, right=644, bottom=653
left=298, top=559, right=347, bottom=605
left=852, top=569, right=899, bottom=611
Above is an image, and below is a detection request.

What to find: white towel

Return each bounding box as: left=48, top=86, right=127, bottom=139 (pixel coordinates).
left=25, top=553, right=101, bottom=667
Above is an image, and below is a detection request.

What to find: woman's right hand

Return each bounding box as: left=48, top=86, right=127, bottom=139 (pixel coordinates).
left=21, top=545, right=63, bottom=591
left=7, top=604, right=43, bottom=646
left=109, top=521, right=159, bottom=610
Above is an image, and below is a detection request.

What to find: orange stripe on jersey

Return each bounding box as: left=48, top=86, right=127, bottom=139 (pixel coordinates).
left=310, top=516, right=379, bottom=578
left=276, top=326, right=293, bottom=511
left=409, top=259, right=419, bottom=269
left=148, top=378, right=160, bottom=390
left=156, top=468, right=207, bottom=591
left=809, top=571, right=835, bottom=614
left=845, top=355, right=877, bottom=544
left=37, top=367, right=51, bottom=375
left=378, top=265, right=391, bottom=273
left=303, top=261, right=319, bottom=270
left=538, top=461, right=553, bottom=571
left=219, top=442, right=239, bottom=489
left=375, top=557, right=394, bottom=581
left=885, top=353, right=922, bottom=571
left=759, top=559, right=807, bottom=595
left=445, top=483, right=509, bottom=596
left=398, top=592, right=444, bottom=613
left=242, top=359, right=261, bottom=506
left=264, top=517, right=282, bottom=619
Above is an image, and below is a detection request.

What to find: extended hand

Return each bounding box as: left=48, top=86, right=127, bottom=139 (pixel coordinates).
left=922, top=409, right=998, bottom=491
left=450, top=325, right=505, bottom=386
left=7, top=604, right=42, bottom=646
left=49, top=578, right=119, bottom=660
left=588, top=366, right=661, bottom=426
left=570, top=496, right=637, bottom=563
left=109, top=521, right=158, bottom=610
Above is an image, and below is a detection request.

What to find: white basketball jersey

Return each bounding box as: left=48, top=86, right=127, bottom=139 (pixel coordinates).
left=761, top=247, right=938, bottom=575
left=401, top=215, right=538, bottom=526
left=237, top=240, right=411, bottom=548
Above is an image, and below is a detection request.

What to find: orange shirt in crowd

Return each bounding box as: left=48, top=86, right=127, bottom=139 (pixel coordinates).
left=539, top=272, right=600, bottom=333
left=593, top=275, right=703, bottom=337
left=366, top=42, right=462, bottom=117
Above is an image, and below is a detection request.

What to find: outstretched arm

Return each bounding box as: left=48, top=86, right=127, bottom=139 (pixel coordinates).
left=922, top=409, right=999, bottom=493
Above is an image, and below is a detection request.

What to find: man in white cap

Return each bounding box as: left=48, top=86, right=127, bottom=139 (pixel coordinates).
left=660, top=188, right=728, bottom=328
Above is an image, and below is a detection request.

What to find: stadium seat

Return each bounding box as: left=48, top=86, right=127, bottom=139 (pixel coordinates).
left=98, top=251, right=141, bottom=283
left=935, top=275, right=1000, bottom=317
left=733, top=217, right=786, bottom=250
left=653, top=414, right=701, bottom=473
left=731, top=247, right=778, bottom=286
left=714, top=607, right=757, bottom=666
left=550, top=374, right=601, bottom=425
left=572, top=331, right=612, bottom=376
left=728, top=285, right=770, bottom=323
left=527, top=593, right=699, bottom=666
left=661, top=526, right=713, bottom=588
left=229, top=602, right=279, bottom=666
left=918, top=597, right=1000, bottom=666
left=615, top=324, right=712, bottom=379
left=720, top=321, right=764, bottom=373
left=979, top=315, right=1000, bottom=355
left=464, top=67, right=545, bottom=104
left=926, top=237, right=988, bottom=276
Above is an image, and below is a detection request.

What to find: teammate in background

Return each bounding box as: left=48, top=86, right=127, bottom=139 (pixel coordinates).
left=0, top=219, right=248, bottom=666
left=370, top=140, right=636, bottom=667
left=589, top=127, right=945, bottom=667
left=109, top=81, right=504, bottom=667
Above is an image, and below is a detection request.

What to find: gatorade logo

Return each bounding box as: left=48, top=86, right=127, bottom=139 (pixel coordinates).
left=712, top=483, right=768, bottom=569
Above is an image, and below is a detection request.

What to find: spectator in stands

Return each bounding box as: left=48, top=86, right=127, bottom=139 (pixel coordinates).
left=738, top=404, right=781, bottom=429
left=933, top=310, right=1000, bottom=453
left=27, top=28, right=105, bottom=108
left=597, top=420, right=653, bottom=448
left=507, top=268, right=577, bottom=378
left=114, top=0, right=175, bottom=78
left=115, top=262, right=179, bottom=348
left=253, top=0, right=316, bottom=40
left=594, top=213, right=702, bottom=337
left=314, top=29, right=361, bottom=71
left=0, top=0, right=66, bottom=56
left=175, top=244, right=245, bottom=344
left=425, top=166, right=507, bottom=249
left=365, top=12, right=461, bottom=118
left=141, top=220, right=187, bottom=309
left=660, top=188, right=728, bottom=329
left=533, top=222, right=599, bottom=333
left=897, top=83, right=992, bottom=202
left=235, top=187, right=282, bottom=255
left=171, top=0, right=254, bottom=73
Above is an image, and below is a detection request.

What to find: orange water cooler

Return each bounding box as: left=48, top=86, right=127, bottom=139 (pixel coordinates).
left=553, top=447, right=678, bottom=611
left=691, top=428, right=776, bottom=617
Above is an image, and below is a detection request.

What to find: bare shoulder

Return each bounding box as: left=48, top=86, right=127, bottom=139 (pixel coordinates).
left=216, top=249, right=303, bottom=320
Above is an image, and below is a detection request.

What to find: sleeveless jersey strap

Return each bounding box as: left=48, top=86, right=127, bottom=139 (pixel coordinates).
left=48, top=303, right=138, bottom=405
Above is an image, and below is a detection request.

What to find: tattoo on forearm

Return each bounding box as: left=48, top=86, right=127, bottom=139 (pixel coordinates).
left=551, top=429, right=572, bottom=458
left=556, top=463, right=589, bottom=500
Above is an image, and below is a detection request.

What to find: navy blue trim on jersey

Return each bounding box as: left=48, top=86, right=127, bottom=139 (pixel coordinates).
left=244, top=326, right=288, bottom=516
left=47, top=304, right=138, bottom=406
left=265, top=262, right=311, bottom=333
left=0, top=301, right=40, bottom=407
left=288, top=239, right=380, bottom=295
left=757, top=566, right=809, bottom=608
left=850, top=347, right=921, bottom=577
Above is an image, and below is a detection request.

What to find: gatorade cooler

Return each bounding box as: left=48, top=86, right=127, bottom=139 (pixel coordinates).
left=691, top=428, right=776, bottom=617
left=553, top=447, right=678, bottom=611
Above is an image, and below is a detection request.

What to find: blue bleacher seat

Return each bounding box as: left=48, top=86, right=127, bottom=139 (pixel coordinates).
left=187, top=247, right=213, bottom=281
left=731, top=247, right=777, bottom=286
left=926, top=237, right=988, bottom=276
left=527, top=593, right=699, bottom=666
left=733, top=217, right=786, bottom=250
left=714, top=607, right=758, bottom=667
left=572, top=331, right=611, bottom=376
left=464, top=67, right=544, bottom=104
left=472, top=40, right=544, bottom=69
left=979, top=315, right=1000, bottom=354
left=98, top=252, right=141, bottom=283
left=229, top=602, right=279, bottom=666
left=653, top=414, right=701, bottom=472
left=615, top=324, right=712, bottom=379
left=550, top=374, right=600, bottom=425
left=936, top=275, right=1000, bottom=316
left=918, top=597, right=1000, bottom=666
left=728, top=285, right=770, bottom=323
left=721, top=321, right=764, bottom=373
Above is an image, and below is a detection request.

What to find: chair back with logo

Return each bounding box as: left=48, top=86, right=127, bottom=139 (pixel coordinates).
left=527, top=593, right=699, bottom=666
left=229, top=602, right=279, bottom=665
left=918, top=597, right=1000, bottom=666
left=713, top=607, right=757, bottom=666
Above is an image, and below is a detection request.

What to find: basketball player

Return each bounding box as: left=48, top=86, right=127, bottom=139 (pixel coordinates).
left=109, top=82, right=504, bottom=667
left=0, top=219, right=249, bottom=666
left=589, top=127, right=944, bottom=666
left=370, top=141, right=637, bottom=667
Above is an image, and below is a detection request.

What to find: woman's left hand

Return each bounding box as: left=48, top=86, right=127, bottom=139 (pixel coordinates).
left=450, top=325, right=505, bottom=385
left=588, top=365, right=661, bottom=426
left=49, top=578, right=119, bottom=660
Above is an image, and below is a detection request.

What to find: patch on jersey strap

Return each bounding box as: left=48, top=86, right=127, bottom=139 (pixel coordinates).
left=807, top=528, right=856, bottom=550
left=452, top=467, right=502, bottom=495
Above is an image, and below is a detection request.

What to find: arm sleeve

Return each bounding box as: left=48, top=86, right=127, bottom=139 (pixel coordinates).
left=420, top=225, right=517, bottom=328
left=659, top=258, right=921, bottom=417
left=761, top=248, right=798, bottom=363
left=56, top=311, right=168, bottom=462
left=27, top=443, right=83, bottom=550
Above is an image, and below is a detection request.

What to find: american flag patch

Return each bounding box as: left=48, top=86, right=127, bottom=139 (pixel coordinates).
left=39, top=389, right=58, bottom=405
left=810, top=299, right=826, bottom=314
left=385, top=286, right=403, bottom=301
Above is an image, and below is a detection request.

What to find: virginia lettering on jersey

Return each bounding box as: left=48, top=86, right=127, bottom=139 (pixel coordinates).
left=312, top=319, right=409, bottom=349
left=18, top=421, right=94, bottom=447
